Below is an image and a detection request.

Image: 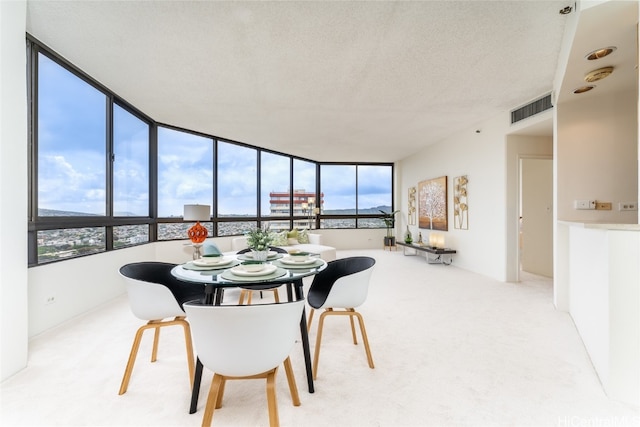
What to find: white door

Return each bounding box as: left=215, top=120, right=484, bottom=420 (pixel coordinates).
left=521, top=158, right=553, bottom=277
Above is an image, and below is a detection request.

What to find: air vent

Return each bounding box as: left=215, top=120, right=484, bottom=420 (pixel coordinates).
left=510, top=93, right=553, bottom=124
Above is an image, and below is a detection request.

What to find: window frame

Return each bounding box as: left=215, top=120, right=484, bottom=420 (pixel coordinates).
left=27, top=36, right=394, bottom=267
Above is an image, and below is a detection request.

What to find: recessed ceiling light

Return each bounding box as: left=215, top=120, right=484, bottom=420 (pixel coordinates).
left=585, top=47, right=617, bottom=60
left=573, top=86, right=595, bottom=94
left=584, top=66, right=614, bottom=83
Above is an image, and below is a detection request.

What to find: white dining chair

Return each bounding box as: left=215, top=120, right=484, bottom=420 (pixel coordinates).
left=118, top=262, right=204, bottom=395
left=184, top=299, right=304, bottom=427
left=306, top=256, right=376, bottom=379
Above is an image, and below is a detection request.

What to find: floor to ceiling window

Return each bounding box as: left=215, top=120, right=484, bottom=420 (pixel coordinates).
left=156, top=126, right=213, bottom=240
left=27, top=38, right=393, bottom=266
left=113, top=104, right=151, bottom=248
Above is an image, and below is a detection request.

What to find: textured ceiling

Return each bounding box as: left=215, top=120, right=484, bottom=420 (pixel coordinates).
left=26, top=1, right=570, bottom=162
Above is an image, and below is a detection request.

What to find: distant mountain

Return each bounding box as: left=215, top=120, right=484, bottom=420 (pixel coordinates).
left=323, top=205, right=392, bottom=215
left=38, top=208, right=100, bottom=217
left=38, top=209, right=138, bottom=216
left=37, top=205, right=393, bottom=217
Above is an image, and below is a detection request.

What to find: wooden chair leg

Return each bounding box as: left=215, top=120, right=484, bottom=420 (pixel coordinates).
left=119, top=325, right=147, bottom=395
left=273, top=289, right=280, bottom=303
left=179, top=318, right=195, bottom=386
left=202, top=367, right=288, bottom=427
left=283, top=357, right=300, bottom=406
left=151, top=325, right=161, bottom=362
left=266, top=369, right=279, bottom=427
left=312, top=310, right=329, bottom=379
left=311, top=309, right=375, bottom=379
left=215, top=377, right=227, bottom=409
left=348, top=308, right=358, bottom=345
left=354, top=311, right=375, bottom=369
left=119, top=318, right=196, bottom=395
left=202, top=374, right=224, bottom=427
left=238, top=290, right=247, bottom=305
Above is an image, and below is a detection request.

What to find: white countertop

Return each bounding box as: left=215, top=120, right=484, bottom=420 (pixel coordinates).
left=558, top=220, right=640, bottom=231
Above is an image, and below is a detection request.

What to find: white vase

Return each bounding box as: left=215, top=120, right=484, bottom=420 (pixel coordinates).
left=252, top=249, right=268, bottom=261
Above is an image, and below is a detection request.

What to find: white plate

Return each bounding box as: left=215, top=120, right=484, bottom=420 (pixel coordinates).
left=244, top=250, right=278, bottom=259
left=183, top=260, right=240, bottom=271
left=192, top=257, right=233, bottom=267
left=280, top=256, right=317, bottom=265
left=230, top=263, right=278, bottom=277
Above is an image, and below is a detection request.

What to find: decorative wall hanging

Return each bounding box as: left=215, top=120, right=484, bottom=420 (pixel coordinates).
left=408, top=186, right=417, bottom=225
left=453, top=175, right=468, bottom=230
left=418, top=176, right=448, bottom=231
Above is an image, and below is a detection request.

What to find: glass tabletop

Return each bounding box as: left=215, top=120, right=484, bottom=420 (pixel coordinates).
left=171, top=255, right=327, bottom=287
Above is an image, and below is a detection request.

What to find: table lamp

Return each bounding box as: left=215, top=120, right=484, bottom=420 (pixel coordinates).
left=184, top=204, right=210, bottom=258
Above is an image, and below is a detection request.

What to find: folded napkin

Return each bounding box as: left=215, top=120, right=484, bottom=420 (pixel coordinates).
left=203, top=243, right=222, bottom=257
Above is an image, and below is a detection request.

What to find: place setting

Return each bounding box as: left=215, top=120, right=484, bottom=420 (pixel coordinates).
left=272, top=251, right=325, bottom=270
left=219, top=261, right=288, bottom=282
left=237, top=250, right=283, bottom=261
left=183, top=243, right=239, bottom=271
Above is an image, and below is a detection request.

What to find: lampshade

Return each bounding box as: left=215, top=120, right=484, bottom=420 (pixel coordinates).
left=307, top=197, right=315, bottom=205
left=183, top=204, right=210, bottom=221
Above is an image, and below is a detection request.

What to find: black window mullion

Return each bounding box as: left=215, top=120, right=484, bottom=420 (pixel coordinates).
left=27, top=40, right=39, bottom=265
left=256, top=150, right=262, bottom=226
left=213, top=137, right=218, bottom=236
left=315, top=163, right=321, bottom=229
left=149, top=123, right=158, bottom=242
left=289, top=157, right=294, bottom=230
left=105, top=97, right=114, bottom=250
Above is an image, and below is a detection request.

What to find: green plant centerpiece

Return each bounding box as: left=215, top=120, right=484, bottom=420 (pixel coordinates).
left=379, top=209, right=400, bottom=247
left=245, top=227, right=274, bottom=261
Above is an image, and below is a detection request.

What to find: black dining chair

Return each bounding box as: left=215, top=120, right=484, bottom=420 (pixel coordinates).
left=236, top=246, right=288, bottom=304
left=306, top=256, right=376, bottom=379
left=118, top=262, right=205, bottom=395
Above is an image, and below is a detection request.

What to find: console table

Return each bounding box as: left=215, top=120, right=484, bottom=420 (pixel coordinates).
left=396, top=242, right=456, bottom=265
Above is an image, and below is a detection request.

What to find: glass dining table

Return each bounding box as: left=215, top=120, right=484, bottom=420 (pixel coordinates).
left=171, top=251, right=327, bottom=414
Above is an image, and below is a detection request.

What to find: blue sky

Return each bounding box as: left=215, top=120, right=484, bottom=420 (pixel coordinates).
left=37, top=53, right=391, bottom=217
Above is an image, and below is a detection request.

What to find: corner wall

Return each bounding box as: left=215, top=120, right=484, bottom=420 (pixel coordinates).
left=1, top=0, right=29, bottom=381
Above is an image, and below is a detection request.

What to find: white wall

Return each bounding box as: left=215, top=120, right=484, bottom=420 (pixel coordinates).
left=396, top=113, right=555, bottom=283
left=564, top=223, right=640, bottom=405
left=0, top=0, right=29, bottom=381
left=398, top=113, right=509, bottom=281
left=556, top=89, right=638, bottom=223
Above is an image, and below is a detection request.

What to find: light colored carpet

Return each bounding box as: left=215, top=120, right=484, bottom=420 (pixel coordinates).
left=2, top=249, right=638, bottom=427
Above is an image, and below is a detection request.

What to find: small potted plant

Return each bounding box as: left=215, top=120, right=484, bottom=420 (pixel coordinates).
left=245, top=227, right=274, bottom=261
left=379, top=209, right=399, bottom=247
left=404, top=225, right=413, bottom=244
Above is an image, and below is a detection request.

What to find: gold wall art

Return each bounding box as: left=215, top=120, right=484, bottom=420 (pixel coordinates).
left=418, top=176, right=448, bottom=231
left=408, top=186, right=416, bottom=225
left=454, top=175, right=468, bottom=230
